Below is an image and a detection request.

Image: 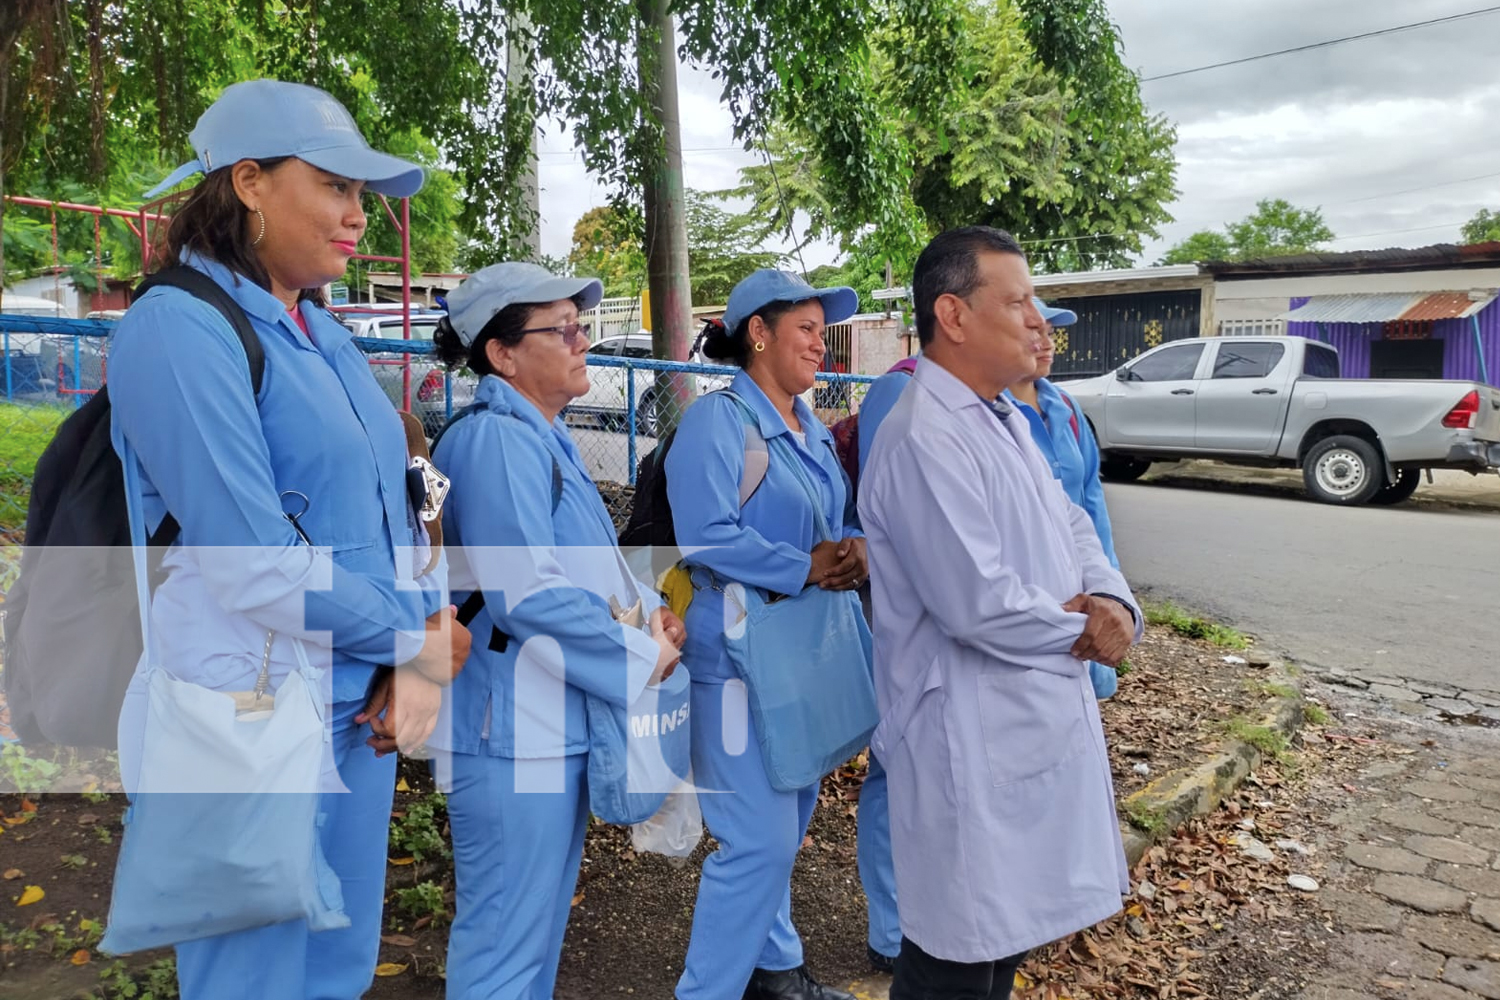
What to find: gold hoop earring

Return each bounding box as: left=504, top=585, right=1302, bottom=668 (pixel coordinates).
left=753, top=341, right=766, bottom=353
left=251, top=208, right=266, bottom=247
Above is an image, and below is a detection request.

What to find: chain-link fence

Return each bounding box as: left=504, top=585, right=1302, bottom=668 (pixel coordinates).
left=0, top=319, right=875, bottom=548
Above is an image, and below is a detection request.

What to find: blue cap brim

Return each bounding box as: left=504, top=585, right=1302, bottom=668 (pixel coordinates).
left=142, top=159, right=206, bottom=200
left=1041, top=306, right=1077, bottom=326
left=299, top=145, right=425, bottom=198
left=812, top=286, right=860, bottom=325
left=509, top=275, right=604, bottom=313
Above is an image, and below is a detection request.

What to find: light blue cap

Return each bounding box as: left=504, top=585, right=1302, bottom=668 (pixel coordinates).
left=722, top=269, right=859, bottom=334
left=443, top=262, right=604, bottom=347
left=1034, top=296, right=1077, bottom=327
left=144, top=79, right=425, bottom=200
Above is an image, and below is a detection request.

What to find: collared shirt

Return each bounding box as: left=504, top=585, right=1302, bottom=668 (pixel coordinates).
left=860, top=357, right=1142, bottom=963
left=430, top=374, right=659, bottom=757
left=1005, top=379, right=1118, bottom=568
left=665, top=370, right=862, bottom=683
left=108, top=253, right=442, bottom=713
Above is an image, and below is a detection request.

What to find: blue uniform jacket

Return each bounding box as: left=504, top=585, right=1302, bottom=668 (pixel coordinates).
left=431, top=375, right=659, bottom=757
left=1004, top=379, right=1118, bottom=568
left=108, top=253, right=442, bottom=712
left=855, top=369, right=914, bottom=475
left=665, top=371, right=862, bottom=684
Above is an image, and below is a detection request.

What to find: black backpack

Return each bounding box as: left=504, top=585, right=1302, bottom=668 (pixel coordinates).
left=1, top=266, right=264, bottom=748
left=617, top=392, right=768, bottom=582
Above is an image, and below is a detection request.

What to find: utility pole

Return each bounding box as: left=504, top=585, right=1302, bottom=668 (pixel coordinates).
left=506, top=12, right=542, bottom=259
left=637, top=0, right=693, bottom=366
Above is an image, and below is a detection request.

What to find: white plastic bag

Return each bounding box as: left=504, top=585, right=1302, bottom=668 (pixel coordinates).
left=630, top=778, right=704, bottom=865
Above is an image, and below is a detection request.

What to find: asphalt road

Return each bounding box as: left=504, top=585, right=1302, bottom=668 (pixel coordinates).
left=1107, top=481, right=1500, bottom=693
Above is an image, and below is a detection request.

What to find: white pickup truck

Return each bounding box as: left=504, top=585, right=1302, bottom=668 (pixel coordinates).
left=1058, top=336, right=1500, bottom=505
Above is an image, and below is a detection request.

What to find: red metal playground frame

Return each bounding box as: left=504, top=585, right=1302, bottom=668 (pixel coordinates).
left=2, top=192, right=420, bottom=407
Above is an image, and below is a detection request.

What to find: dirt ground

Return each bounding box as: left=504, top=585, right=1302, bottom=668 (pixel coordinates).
left=0, top=622, right=1284, bottom=999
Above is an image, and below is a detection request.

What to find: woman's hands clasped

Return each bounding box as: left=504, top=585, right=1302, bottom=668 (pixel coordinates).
left=807, top=537, right=868, bottom=591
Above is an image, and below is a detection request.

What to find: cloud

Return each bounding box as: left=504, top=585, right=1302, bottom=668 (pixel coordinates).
left=534, top=1, right=1500, bottom=278
left=1115, top=0, right=1500, bottom=260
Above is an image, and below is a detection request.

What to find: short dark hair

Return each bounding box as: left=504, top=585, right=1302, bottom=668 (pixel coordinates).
left=155, top=158, right=324, bottom=306
left=912, top=226, right=1026, bottom=347
left=432, top=292, right=591, bottom=377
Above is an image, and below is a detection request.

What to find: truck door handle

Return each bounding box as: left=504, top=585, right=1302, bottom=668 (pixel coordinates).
left=1171, top=388, right=1195, bottom=396
left=1252, top=388, right=1278, bottom=395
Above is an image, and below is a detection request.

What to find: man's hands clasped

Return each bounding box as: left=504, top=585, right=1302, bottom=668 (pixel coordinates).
left=1062, top=594, right=1134, bottom=668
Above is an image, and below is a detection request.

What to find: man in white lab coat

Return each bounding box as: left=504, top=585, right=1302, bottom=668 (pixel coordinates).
left=859, top=226, right=1142, bottom=1000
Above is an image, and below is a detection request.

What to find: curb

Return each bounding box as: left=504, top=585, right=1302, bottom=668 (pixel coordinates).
left=1118, top=664, right=1305, bottom=867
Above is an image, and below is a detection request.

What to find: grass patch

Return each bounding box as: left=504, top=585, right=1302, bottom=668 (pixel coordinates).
left=1144, top=600, right=1250, bottom=649
left=1248, top=680, right=1300, bottom=701
left=1223, top=717, right=1293, bottom=768
left=0, top=402, right=69, bottom=531
left=1304, top=702, right=1330, bottom=726
left=1124, top=799, right=1169, bottom=836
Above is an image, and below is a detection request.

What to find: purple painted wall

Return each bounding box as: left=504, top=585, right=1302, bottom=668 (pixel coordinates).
left=1287, top=298, right=1499, bottom=386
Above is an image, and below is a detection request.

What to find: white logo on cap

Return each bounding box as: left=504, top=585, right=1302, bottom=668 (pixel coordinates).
left=314, top=98, right=356, bottom=133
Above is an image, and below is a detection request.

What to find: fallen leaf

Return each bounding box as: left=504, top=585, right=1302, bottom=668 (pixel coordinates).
left=70, top=949, right=90, bottom=966
left=1373, top=979, right=1407, bottom=991
left=373, top=963, right=408, bottom=977
left=395, top=777, right=411, bottom=793
left=388, top=857, right=415, bottom=866
left=19, top=800, right=36, bottom=813
left=381, top=934, right=418, bottom=947
left=571, top=892, right=584, bottom=907
left=17, top=885, right=44, bottom=906
left=2, top=869, right=21, bottom=880
left=411, top=915, right=433, bottom=931
left=77, top=814, right=99, bottom=826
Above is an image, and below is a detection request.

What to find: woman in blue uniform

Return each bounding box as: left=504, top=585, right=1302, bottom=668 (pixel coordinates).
left=428, top=262, right=686, bottom=1000
left=107, top=80, right=467, bottom=999
left=1005, top=299, right=1121, bottom=698
left=667, top=270, right=865, bottom=1000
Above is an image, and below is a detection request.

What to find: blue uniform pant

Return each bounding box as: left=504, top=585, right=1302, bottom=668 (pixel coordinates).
left=677, top=680, right=818, bottom=1000
left=857, top=752, right=901, bottom=959
left=174, top=698, right=396, bottom=1000
left=443, top=751, right=589, bottom=1000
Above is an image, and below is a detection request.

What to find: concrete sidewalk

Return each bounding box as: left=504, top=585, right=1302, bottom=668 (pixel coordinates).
left=1140, top=461, right=1500, bottom=512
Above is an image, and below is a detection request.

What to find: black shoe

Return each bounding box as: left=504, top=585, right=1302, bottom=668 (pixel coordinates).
left=745, top=965, right=856, bottom=1000
left=867, top=946, right=896, bottom=975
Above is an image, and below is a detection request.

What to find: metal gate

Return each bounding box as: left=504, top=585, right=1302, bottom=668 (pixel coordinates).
left=1047, top=290, right=1201, bottom=378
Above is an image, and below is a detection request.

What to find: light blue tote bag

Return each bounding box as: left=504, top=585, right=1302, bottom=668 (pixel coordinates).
left=721, top=419, right=877, bottom=792
left=100, top=443, right=347, bottom=954
left=584, top=545, right=693, bottom=825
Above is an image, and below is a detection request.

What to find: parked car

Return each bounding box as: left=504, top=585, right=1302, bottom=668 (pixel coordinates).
left=336, top=308, right=474, bottom=436
left=1057, top=335, right=1500, bottom=505
left=0, top=294, right=104, bottom=400
left=573, top=332, right=731, bottom=436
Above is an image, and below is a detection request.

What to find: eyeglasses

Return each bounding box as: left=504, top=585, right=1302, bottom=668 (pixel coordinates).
left=519, top=321, right=591, bottom=348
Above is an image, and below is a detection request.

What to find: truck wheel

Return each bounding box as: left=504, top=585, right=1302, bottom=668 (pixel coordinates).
left=1302, top=435, right=1383, bottom=505
left=1369, top=468, right=1422, bottom=506
left=1100, top=456, right=1151, bottom=482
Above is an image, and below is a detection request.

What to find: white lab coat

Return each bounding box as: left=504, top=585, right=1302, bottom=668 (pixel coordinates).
left=859, top=358, right=1142, bottom=963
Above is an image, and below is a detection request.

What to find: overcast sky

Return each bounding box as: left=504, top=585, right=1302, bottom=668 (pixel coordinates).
left=533, top=0, right=1500, bottom=272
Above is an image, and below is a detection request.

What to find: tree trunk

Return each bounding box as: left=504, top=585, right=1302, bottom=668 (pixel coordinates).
left=637, top=0, right=693, bottom=366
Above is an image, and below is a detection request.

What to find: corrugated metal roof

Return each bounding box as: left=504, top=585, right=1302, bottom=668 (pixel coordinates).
left=1207, top=241, right=1500, bottom=278
left=1278, top=293, right=1426, bottom=323
left=1401, top=291, right=1496, bottom=321
left=1278, top=291, right=1497, bottom=323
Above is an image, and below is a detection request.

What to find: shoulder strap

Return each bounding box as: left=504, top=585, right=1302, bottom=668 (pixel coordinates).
left=134, top=265, right=265, bottom=395
left=1058, top=389, right=1082, bottom=443
left=717, top=389, right=768, bottom=506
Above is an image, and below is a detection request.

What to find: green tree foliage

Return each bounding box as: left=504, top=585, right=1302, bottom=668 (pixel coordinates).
left=730, top=0, right=1177, bottom=286
left=1162, top=199, right=1336, bottom=263
left=566, top=193, right=783, bottom=306
left=1461, top=208, right=1500, bottom=245
left=4, top=0, right=503, bottom=290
